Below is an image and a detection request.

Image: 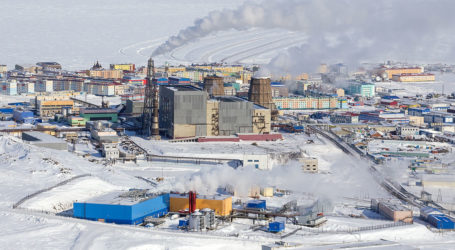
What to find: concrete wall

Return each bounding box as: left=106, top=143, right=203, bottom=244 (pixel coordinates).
left=252, top=108, right=271, bottom=134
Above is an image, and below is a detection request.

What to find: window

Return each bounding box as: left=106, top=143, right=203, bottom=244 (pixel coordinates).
left=248, top=160, right=253, bottom=162
left=254, top=160, right=259, bottom=162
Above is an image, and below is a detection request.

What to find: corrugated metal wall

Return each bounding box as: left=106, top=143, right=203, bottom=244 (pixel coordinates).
left=219, top=101, right=253, bottom=135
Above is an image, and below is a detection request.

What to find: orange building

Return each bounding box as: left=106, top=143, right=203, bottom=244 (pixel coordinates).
left=392, top=73, right=435, bottom=82
left=382, top=67, right=423, bottom=79
left=169, top=194, right=232, bottom=216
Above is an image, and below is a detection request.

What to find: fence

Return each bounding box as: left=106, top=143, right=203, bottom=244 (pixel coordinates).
left=12, top=174, right=91, bottom=209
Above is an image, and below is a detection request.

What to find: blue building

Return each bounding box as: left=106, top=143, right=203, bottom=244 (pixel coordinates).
left=73, top=191, right=169, bottom=225
left=154, top=77, right=169, bottom=86
left=268, top=221, right=285, bottom=232
left=169, top=77, right=190, bottom=85
left=408, top=108, right=431, bottom=117
left=13, top=110, right=34, bottom=123
left=246, top=200, right=266, bottom=210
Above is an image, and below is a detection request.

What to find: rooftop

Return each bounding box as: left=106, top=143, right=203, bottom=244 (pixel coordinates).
left=82, top=190, right=166, bottom=206
left=23, top=131, right=66, bottom=143
left=170, top=193, right=231, bottom=201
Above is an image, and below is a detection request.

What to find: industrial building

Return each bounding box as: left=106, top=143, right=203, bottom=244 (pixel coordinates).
left=330, top=113, right=359, bottom=124
left=37, top=99, right=74, bottom=119
left=381, top=67, right=424, bottom=79
left=22, top=131, right=68, bottom=150
left=80, top=108, right=118, bottom=123
left=13, top=110, right=34, bottom=123
left=169, top=193, right=232, bottom=216
left=73, top=190, right=169, bottom=225
left=159, top=85, right=271, bottom=138
left=392, top=73, right=435, bottom=82
left=371, top=199, right=413, bottom=223
left=420, top=206, right=455, bottom=229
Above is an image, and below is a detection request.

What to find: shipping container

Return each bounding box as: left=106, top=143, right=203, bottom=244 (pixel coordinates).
left=268, top=221, right=285, bottom=233
left=427, top=214, right=455, bottom=229
left=246, top=200, right=266, bottom=210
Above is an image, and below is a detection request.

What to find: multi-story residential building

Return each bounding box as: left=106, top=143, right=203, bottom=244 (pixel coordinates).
left=0, top=80, right=17, bottom=95
left=84, top=82, right=116, bottom=96
left=17, top=82, right=35, bottom=94
left=87, top=69, right=123, bottom=79
left=35, top=80, right=54, bottom=92
left=272, top=96, right=341, bottom=110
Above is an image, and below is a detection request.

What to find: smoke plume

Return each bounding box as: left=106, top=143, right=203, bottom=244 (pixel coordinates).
left=153, top=0, right=455, bottom=73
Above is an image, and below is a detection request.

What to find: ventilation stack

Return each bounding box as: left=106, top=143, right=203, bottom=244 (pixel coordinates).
left=203, top=76, right=224, bottom=97
left=248, top=77, right=277, bottom=119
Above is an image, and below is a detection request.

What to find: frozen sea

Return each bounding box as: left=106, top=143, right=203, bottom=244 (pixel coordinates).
left=0, top=0, right=249, bottom=69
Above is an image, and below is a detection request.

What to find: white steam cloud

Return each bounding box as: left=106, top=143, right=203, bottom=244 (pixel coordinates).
left=170, top=158, right=387, bottom=202
left=153, top=0, right=455, bottom=74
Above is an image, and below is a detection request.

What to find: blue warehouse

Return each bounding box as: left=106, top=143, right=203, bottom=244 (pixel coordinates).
left=73, top=190, right=169, bottom=225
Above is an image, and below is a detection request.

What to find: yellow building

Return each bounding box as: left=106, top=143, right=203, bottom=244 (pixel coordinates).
left=87, top=69, right=123, bottom=79
left=382, top=67, right=423, bottom=79
left=212, top=66, right=244, bottom=73
left=169, top=194, right=232, bottom=216
left=409, top=116, right=425, bottom=127
left=110, top=64, right=135, bottom=71
left=392, top=73, right=435, bottom=82
left=38, top=100, right=74, bottom=118
left=166, top=67, right=186, bottom=74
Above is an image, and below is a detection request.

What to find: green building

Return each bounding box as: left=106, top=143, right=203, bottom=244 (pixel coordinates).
left=80, top=108, right=118, bottom=123
left=348, top=83, right=375, bottom=97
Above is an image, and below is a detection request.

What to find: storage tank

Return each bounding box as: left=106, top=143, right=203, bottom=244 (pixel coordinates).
left=188, top=211, right=204, bottom=231
left=201, top=208, right=216, bottom=230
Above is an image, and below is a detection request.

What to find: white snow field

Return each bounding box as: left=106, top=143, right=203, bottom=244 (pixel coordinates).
left=0, top=133, right=455, bottom=249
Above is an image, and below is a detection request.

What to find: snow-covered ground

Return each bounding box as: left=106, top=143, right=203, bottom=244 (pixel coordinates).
left=1, top=131, right=455, bottom=249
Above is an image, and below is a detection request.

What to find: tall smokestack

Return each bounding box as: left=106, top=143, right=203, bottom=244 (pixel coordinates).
left=203, top=76, right=224, bottom=97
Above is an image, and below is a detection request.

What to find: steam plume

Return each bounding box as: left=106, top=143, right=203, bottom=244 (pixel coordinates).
left=153, top=0, right=455, bottom=73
